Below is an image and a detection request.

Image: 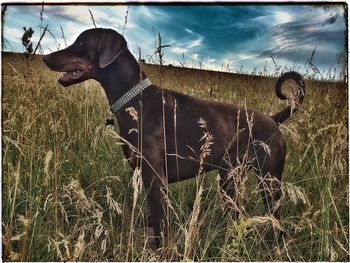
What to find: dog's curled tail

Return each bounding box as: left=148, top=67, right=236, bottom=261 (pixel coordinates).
left=270, top=71, right=306, bottom=124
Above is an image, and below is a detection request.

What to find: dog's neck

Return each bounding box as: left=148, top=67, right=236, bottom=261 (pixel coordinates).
left=98, top=50, right=147, bottom=111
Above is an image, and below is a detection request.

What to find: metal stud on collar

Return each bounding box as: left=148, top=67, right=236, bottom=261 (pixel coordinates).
left=110, top=78, right=152, bottom=114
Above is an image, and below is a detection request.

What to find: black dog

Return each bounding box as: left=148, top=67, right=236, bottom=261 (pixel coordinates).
left=43, top=28, right=305, bottom=247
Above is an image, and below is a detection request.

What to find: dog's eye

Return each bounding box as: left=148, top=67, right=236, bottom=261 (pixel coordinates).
left=77, top=41, right=84, bottom=47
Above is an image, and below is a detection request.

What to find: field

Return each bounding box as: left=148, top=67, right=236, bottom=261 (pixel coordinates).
left=2, top=52, right=348, bottom=261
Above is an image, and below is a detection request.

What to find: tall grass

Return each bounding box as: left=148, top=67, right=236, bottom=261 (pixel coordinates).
left=2, top=51, right=348, bottom=261
left=1, top=8, right=348, bottom=260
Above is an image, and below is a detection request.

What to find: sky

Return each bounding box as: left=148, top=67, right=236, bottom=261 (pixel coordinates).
left=2, top=4, right=347, bottom=77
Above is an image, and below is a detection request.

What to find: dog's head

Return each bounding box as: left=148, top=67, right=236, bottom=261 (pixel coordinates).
left=43, top=28, right=127, bottom=87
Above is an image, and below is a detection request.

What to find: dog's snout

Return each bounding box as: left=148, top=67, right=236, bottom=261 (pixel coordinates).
left=43, top=54, right=50, bottom=64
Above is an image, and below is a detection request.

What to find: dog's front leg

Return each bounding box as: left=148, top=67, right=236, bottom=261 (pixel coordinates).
left=142, top=164, right=169, bottom=249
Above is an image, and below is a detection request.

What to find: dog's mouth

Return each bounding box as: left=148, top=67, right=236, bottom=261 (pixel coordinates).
left=58, top=68, right=87, bottom=87
left=43, top=54, right=92, bottom=87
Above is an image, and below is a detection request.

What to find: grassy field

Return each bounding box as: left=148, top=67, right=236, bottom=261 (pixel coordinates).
left=2, top=52, right=348, bottom=261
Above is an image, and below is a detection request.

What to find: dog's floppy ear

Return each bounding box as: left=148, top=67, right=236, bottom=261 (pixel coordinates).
left=98, top=29, right=127, bottom=68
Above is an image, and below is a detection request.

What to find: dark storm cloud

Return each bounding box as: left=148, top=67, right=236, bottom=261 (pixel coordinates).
left=257, top=10, right=345, bottom=66
left=323, top=13, right=339, bottom=25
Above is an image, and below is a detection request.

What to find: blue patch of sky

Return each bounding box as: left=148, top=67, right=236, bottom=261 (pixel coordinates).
left=2, top=4, right=346, bottom=78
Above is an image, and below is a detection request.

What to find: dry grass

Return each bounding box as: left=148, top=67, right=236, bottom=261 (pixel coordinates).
left=1, top=52, right=348, bottom=261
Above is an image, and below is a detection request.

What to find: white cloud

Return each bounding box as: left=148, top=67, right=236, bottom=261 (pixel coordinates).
left=3, top=27, right=25, bottom=43
left=135, top=6, right=169, bottom=21
left=42, top=6, right=135, bottom=30
left=207, top=58, right=216, bottom=63
left=187, top=37, right=203, bottom=49
left=93, top=7, right=136, bottom=29
left=42, top=6, right=90, bottom=24
left=192, top=53, right=199, bottom=60
left=237, top=53, right=256, bottom=61
left=171, top=47, right=188, bottom=54
left=185, top=28, right=194, bottom=34
left=274, top=11, right=292, bottom=24
left=136, top=6, right=153, bottom=18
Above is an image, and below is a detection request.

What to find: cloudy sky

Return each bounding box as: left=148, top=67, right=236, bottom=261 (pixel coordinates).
left=2, top=4, right=346, bottom=76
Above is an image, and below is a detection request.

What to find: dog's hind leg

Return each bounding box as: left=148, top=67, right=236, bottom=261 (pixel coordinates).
left=254, top=141, right=285, bottom=220
left=252, top=136, right=286, bottom=242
